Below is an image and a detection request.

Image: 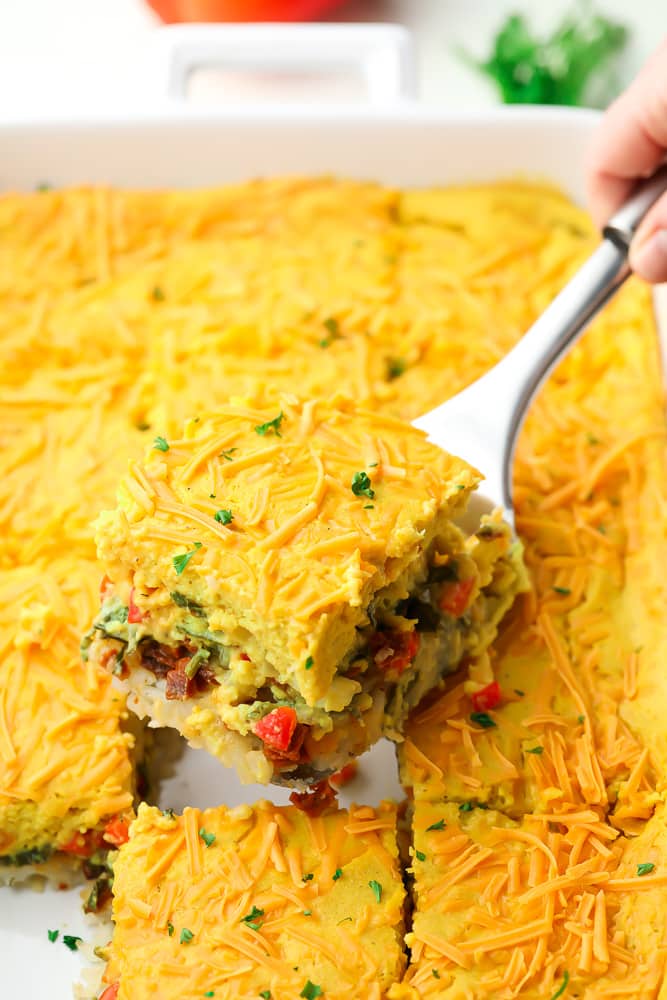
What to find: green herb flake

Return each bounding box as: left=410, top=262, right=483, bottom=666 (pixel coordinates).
left=415, top=850, right=426, bottom=862
left=351, top=471, right=375, bottom=500
left=180, top=928, right=194, bottom=944
left=368, top=879, right=382, bottom=903
left=152, top=285, right=166, bottom=302
left=219, top=448, right=237, bottom=461
left=454, top=484, right=466, bottom=490
left=204, top=993, right=215, bottom=998
left=363, top=503, right=375, bottom=509
left=214, top=509, right=233, bottom=526
left=514, top=689, right=525, bottom=697
left=577, top=715, right=585, bottom=724
left=136, top=421, right=151, bottom=431
left=162, top=808, right=175, bottom=820
left=167, top=922, right=174, bottom=936
left=241, top=905, right=264, bottom=930
left=426, top=819, right=446, bottom=831
left=254, top=412, right=284, bottom=437
left=332, top=868, right=343, bottom=881
left=304, top=656, right=314, bottom=671
left=526, top=746, right=544, bottom=755
left=260, top=993, right=272, bottom=1000
left=300, top=981, right=323, bottom=999
left=553, top=586, right=571, bottom=595
left=550, top=970, right=570, bottom=1000
left=470, top=711, right=496, bottom=728
left=199, top=827, right=216, bottom=848
left=637, top=862, right=655, bottom=877
left=587, top=432, right=600, bottom=445
left=598, top=524, right=607, bottom=535
left=320, top=317, right=340, bottom=346
left=303, top=910, right=312, bottom=916
left=62, top=935, right=82, bottom=952
left=337, top=916, right=353, bottom=925
left=302, top=872, right=314, bottom=882
left=173, top=542, right=202, bottom=575
left=36, top=182, right=53, bottom=192
left=386, top=357, right=406, bottom=381
left=153, top=435, right=169, bottom=452
left=432, top=969, right=441, bottom=979
left=47, top=929, right=59, bottom=942
left=459, top=802, right=474, bottom=813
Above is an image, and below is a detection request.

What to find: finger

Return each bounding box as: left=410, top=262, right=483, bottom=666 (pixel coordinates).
left=629, top=190, right=667, bottom=283
left=585, top=36, right=667, bottom=228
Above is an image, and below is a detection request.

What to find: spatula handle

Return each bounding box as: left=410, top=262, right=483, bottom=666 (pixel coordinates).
left=603, top=164, right=667, bottom=250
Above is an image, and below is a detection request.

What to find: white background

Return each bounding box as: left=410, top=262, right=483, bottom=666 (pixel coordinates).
left=0, top=0, right=664, bottom=115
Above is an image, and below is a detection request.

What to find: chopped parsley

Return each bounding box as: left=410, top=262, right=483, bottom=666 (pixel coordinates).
left=386, top=357, right=406, bottom=380
left=167, top=922, right=174, bottom=936
left=637, top=862, right=655, bottom=877
left=304, top=656, right=314, bottom=671
left=337, top=916, right=353, bottom=925
left=351, top=471, right=375, bottom=500
left=526, top=746, right=544, bottom=755
left=214, top=509, right=233, bottom=525
left=151, top=285, right=165, bottom=301
left=180, top=928, right=194, bottom=944
left=300, top=982, right=322, bottom=999
left=260, top=993, right=272, bottom=1000
left=458, top=802, right=474, bottom=813
left=470, top=711, right=496, bottom=728
left=302, top=872, right=314, bottom=882
left=254, top=411, right=284, bottom=437
left=153, top=435, right=169, bottom=452
left=432, top=969, right=441, bottom=979
left=577, top=714, right=585, bottom=724
left=136, top=421, right=151, bottom=431
left=553, top=586, right=571, bottom=595
left=204, top=993, right=215, bottom=998
left=47, top=929, right=59, bottom=942
left=363, top=504, right=374, bottom=510
left=415, top=850, right=426, bottom=862
left=368, top=879, right=382, bottom=903
left=173, top=541, right=202, bottom=575
left=199, top=827, right=216, bottom=848
left=241, top=905, right=264, bottom=930
left=162, top=808, right=175, bottom=820
left=332, top=868, right=343, bottom=881
left=320, top=316, right=340, bottom=346
left=303, top=910, right=312, bottom=916
left=219, top=448, right=237, bottom=461
left=587, top=432, right=600, bottom=445
left=62, top=935, right=82, bottom=952
left=514, top=689, right=525, bottom=696
left=426, top=819, right=446, bottom=831
left=549, top=970, right=570, bottom=1000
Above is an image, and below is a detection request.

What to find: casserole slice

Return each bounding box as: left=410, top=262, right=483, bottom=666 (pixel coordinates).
left=99, top=799, right=405, bottom=1000
left=0, top=559, right=136, bottom=897
left=391, top=800, right=667, bottom=999
left=82, top=395, right=526, bottom=785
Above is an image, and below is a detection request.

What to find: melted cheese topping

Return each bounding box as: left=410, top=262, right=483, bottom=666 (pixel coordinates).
left=395, top=188, right=667, bottom=995
left=0, top=558, right=134, bottom=855
left=104, top=800, right=405, bottom=999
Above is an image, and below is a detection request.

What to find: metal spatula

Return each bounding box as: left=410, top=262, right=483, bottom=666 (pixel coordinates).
left=413, top=167, right=667, bottom=530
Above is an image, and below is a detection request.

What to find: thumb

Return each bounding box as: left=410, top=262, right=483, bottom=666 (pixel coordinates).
left=630, top=190, right=667, bottom=283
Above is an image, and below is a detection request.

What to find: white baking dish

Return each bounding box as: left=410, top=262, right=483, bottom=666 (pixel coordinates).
left=0, top=23, right=660, bottom=1000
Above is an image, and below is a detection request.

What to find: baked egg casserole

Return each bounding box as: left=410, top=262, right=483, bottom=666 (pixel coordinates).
left=82, top=397, right=526, bottom=785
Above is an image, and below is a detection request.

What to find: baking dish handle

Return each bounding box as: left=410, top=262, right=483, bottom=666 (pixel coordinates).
left=155, top=23, right=417, bottom=106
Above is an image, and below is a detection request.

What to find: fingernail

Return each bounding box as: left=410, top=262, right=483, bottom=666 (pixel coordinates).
left=630, top=229, right=667, bottom=283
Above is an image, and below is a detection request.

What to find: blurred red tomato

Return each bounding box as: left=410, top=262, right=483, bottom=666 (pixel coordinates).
left=146, top=0, right=346, bottom=21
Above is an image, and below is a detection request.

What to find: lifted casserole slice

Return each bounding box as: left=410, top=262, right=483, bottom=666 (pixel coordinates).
left=99, top=799, right=406, bottom=1000
left=82, top=396, right=526, bottom=785
left=0, top=559, right=135, bottom=895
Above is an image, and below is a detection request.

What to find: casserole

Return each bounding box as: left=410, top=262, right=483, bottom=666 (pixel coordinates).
left=0, top=24, right=665, bottom=1000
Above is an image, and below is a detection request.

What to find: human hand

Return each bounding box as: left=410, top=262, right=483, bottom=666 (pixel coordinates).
left=586, top=37, right=667, bottom=283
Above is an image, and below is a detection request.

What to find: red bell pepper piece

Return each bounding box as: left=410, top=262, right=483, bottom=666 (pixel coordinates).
left=127, top=588, right=144, bottom=624
left=471, top=680, right=503, bottom=713
left=253, top=706, right=298, bottom=752
left=439, top=577, right=475, bottom=617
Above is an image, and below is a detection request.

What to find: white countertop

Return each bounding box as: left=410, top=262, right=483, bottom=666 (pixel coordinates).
left=0, top=0, right=663, bottom=116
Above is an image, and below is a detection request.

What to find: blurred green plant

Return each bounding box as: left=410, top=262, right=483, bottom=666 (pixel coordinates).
left=462, top=5, right=629, bottom=107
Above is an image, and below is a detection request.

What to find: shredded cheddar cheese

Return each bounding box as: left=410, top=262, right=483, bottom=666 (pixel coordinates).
left=103, top=801, right=405, bottom=1000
